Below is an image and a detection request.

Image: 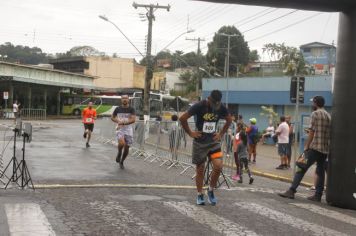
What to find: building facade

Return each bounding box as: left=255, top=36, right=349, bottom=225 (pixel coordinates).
left=300, top=42, right=336, bottom=75
left=49, top=56, right=146, bottom=93
left=202, top=75, right=332, bottom=130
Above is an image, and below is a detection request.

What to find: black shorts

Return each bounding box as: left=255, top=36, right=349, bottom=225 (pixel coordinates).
left=84, top=123, right=94, bottom=132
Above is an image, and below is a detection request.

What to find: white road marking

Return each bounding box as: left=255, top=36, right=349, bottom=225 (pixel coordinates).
left=89, top=201, right=162, bottom=236
left=5, top=203, right=56, bottom=236
left=291, top=203, right=356, bottom=226
left=164, top=201, right=260, bottom=236
left=225, top=186, right=310, bottom=198
left=235, top=202, right=347, bottom=236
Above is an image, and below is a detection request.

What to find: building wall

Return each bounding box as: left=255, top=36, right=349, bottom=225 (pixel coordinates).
left=84, top=57, right=138, bottom=89
left=152, top=72, right=165, bottom=91
left=202, top=75, right=333, bottom=130
left=133, top=64, right=145, bottom=89
left=166, top=72, right=186, bottom=92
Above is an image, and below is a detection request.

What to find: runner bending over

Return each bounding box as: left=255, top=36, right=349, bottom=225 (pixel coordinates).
left=180, top=90, right=232, bottom=206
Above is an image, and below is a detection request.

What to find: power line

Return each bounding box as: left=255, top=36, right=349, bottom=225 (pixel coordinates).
left=242, top=9, right=299, bottom=34
left=248, top=12, right=323, bottom=42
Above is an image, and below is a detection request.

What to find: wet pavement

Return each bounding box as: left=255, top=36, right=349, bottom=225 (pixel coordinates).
left=0, top=119, right=354, bottom=236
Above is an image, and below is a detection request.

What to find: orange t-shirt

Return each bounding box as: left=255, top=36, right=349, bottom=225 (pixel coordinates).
left=82, top=108, right=97, bottom=124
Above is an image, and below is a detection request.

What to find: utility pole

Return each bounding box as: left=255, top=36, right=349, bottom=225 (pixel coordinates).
left=186, top=37, right=205, bottom=97
left=133, top=2, right=170, bottom=116
left=218, top=33, right=238, bottom=108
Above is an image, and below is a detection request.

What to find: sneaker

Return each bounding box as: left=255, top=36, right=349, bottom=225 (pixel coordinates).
left=249, top=177, right=254, bottom=185
left=116, top=155, right=121, bottom=163
left=307, top=194, right=321, bottom=202
left=278, top=189, right=295, bottom=199
left=232, top=175, right=240, bottom=181
left=309, top=186, right=316, bottom=191
left=276, top=165, right=284, bottom=170
left=253, top=160, right=256, bottom=164
left=207, top=190, right=217, bottom=206
left=119, top=162, right=125, bottom=169
left=86, top=142, right=90, bottom=148
left=196, top=194, right=205, bottom=205
left=83, top=132, right=87, bottom=139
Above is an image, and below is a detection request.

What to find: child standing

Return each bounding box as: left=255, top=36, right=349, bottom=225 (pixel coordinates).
left=237, top=132, right=254, bottom=184
left=232, top=123, right=243, bottom=181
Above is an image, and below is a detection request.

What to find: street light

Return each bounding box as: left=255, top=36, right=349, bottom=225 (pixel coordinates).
left=159, top=29, right=195, bottom=52
left=98, top=15, right=145, bottom=57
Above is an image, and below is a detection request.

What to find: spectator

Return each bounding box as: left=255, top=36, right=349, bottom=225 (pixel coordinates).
left=285, top=115, right=294, bottom=168
left=232, top=123, right=244, bottom=181
left=169, top=114, right=186, bottom=158
left=246, top=118, right=258, bottom=163
left=260, top=121, right=275, bottom=143
left=279, top=96, right=331, bottom=202
left=275, top=116, right=290, bottom=170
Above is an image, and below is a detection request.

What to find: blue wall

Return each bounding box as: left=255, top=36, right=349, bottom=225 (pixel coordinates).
left=202, top=75, right=333, bottom=130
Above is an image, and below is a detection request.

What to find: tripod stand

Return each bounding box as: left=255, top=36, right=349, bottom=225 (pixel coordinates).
left=0, top=127, right=20, bottom=183
left=5, top=132, right=34, bottom=190
left=204, top=159, right=230, bottom=189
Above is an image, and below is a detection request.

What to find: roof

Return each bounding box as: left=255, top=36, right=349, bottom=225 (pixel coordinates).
left=300, top=42, right=336, bottom=49
left=0, top=61, right=96, bottom=79
left=196, top=0, right=356, bottom=12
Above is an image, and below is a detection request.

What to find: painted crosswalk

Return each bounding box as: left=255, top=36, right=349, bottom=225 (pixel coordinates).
left=164, top=201, right=260, bottom=236
left=235, top=202, right=348, bottom=236
left=3, top=196, right=356, bottom=235
left=5, top=203, right=55, bottom=236
left=290, top=203, right=356, bottom=226
left=89, top=201, right=162, bottom=236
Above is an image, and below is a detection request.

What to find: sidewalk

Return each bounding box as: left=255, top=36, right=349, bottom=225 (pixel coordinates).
left=250, top=143, right=314, bottom=186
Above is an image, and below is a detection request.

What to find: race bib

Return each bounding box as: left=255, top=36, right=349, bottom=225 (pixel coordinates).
left=203, top=122, right=216, bottom=133
left=86, top=118, right=93, bottom=123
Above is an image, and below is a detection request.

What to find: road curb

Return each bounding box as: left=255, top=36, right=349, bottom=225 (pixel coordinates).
left=251, top=169, right=313, bottom=187
left=34, top=183, right=198, bottom=190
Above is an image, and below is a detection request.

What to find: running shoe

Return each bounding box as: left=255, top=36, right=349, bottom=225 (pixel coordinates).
left=120, top=162, right=125, bottom=169
left=207, top=190, right=217, bottom=206
left=86, top=142, right=90, bottom=148
left=249, top=177, right=254, bottom=185
left=232, top=175, right=240, bottom=181
left=83, top=132, right=87, bottom=138
left=196, top=194, right=205, bottom=205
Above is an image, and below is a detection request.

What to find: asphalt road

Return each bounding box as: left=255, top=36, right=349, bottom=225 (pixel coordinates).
left=0, top=120, right=355, bottom=236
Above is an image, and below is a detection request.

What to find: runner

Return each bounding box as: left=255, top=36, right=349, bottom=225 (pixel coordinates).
left=82, top=101, right=97, bottom=148
left=111, top=94, right=136, bottom=169
left=179, top=90, right=232, bottom=206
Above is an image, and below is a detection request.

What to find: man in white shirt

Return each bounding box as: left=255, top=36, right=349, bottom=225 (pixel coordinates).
left=275, top=116, right=289, bottom=169
left=12, top=100, right=20, bottom=124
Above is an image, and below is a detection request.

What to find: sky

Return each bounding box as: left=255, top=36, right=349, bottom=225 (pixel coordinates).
left=0, top=0, right=339, bottom=61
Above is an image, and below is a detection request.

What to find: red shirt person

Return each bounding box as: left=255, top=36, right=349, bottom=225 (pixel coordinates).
left=82, top=102, right=97, bottom=148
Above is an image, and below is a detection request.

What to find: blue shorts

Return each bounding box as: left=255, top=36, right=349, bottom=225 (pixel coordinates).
left=278, top=143, right=289, bottom=156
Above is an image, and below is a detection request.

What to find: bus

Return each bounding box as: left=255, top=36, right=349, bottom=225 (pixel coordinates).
left=131, top=92, right=190, bottom=120
left=61, top=94, right=122, bottom=116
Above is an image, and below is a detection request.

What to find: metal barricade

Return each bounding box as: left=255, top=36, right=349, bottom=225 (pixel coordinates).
left=20, top=109, right=46, bottom=120
left=0, top=123, right=15, bottom=185
left=95, top=117, right=235, bottom=183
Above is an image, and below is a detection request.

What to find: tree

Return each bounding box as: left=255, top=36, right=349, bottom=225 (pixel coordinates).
left=0, top=42, right=48, bottom=64
left=67, top=46, right=104, bottom=57
left=249, top=50, right=259, bottom=62
left=206, top=26, right=250, bottom=76
left=263, top=43, right=307, bottom=75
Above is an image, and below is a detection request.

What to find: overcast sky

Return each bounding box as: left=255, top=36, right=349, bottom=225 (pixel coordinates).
left=0, top=0, right=339, bottom=61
